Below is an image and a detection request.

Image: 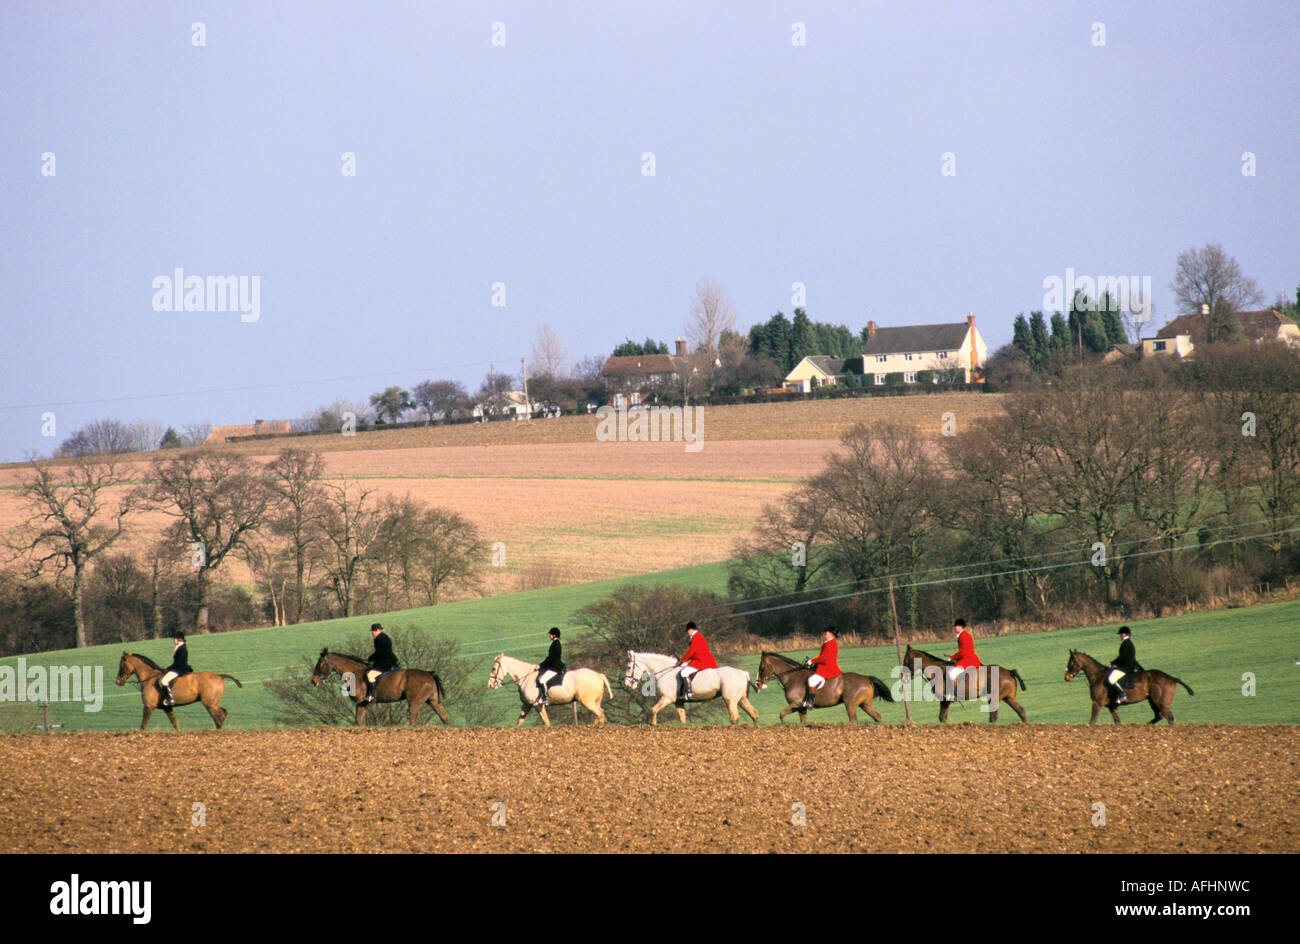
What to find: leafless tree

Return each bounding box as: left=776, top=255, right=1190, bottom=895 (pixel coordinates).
left=1170, top=243, right=1264, bottom=317
left=181, top=422, right=212, bottom=447
left=316, top=480, right=381, bottom=618
left=135, top=451, right=274, bottom=631
left=7, top=457, right=134, bottom=647
left=685, top=278, right=737, bottom=356
left=530, top=323, right=569, bottom=378
left=267, top=448, right=327, bottom=623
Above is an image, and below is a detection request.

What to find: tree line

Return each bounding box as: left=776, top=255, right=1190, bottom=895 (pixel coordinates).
left=2, top=447, right=485, bottom=655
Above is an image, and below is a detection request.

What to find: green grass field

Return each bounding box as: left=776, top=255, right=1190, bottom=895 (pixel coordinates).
left=2, top=558, right=1296, bottom=731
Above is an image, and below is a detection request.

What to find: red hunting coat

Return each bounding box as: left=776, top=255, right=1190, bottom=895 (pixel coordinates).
left=950, top=630, right=982, bottom=669
left=680, top=632, right=717, bottom=670
left=810, top=638, right=842, bottom=678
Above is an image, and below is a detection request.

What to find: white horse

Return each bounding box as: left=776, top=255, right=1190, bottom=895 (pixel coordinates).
left=623, top=650, right=760, bottom=726
left=488, top=653, right=611, bottom=727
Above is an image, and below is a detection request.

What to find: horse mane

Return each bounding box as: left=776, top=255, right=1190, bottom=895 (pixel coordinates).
left=130, top=652, right=163, bottom=671
left=907, top=647, right=950, bottom=664
left=761, top=651, right=802, bottom=666
left=328, top=652, right=369, bottom=663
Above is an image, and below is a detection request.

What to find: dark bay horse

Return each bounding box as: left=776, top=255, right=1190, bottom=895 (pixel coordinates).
left=901, top=645, right=1028, bottom=723
left=1064, top=649, right=1194, bottom=725
left=756, top=651, right=894, bottom=723
left=311, top=649, right=451, bottom=726
left=116, top=652, right=242, bottom=730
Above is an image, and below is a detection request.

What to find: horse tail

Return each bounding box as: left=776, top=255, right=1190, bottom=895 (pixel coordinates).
left=602, top=674, right=612, bottom=699
left=219, top=674, right=243, bottom=688
left=748, top=675, right=758, bottom=693
left=432, top=673, right=446, bottom=702
left=1010, top=669, right=1027, bottom=691
left=1173, top=676, right=1194, bottom=696
left=870, top=676, right=895, bottom=703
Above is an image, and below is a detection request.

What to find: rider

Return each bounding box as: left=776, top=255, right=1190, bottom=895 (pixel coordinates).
left=946, top=618, right=981, bottom=700
left=676, top=621, right=716, bottom=704
left=362, top=623, right=400, bottom=703
left=159, top=631, right=192, bottom=707
left=1107, top=626, right=1143, bottom=705
left=801, top=626, right=841, bottom=709
left=535, top=627, right=565, bottom=707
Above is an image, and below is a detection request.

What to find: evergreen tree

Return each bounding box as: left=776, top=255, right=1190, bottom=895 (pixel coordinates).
left=1028, top=311, right=1051, bottom=367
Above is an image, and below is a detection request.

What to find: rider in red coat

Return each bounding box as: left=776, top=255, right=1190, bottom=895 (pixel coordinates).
left=801, top=627, right=840, bottom=709
left=946, top=618, right=981, bottom=699
left=676, top=622, right=716, bottom=703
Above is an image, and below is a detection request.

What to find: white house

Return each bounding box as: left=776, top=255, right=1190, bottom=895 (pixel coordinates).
left=860, top=314, right=987, bottom=385
left=783, top=356, right=858, bottom=392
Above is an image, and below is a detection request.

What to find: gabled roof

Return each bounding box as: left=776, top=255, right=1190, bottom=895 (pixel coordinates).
left=862, top=323, right=971, bottom=356
left=601, top=354, right=687, bottom=378
left=204, top=420, right=291, bottom=444
left=1156, top=309, right=1297, bottom=342
left=802, top=356, right=853, bottom=376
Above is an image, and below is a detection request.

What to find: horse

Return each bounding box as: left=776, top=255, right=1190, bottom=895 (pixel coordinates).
left=310, top=649, right=451, bottom=726
left=623, top=651, right=759, bottom=725
left=901, top=645, right=1028, bottom=723
left=1064, top=649, right=1194, bottom=725
left=488, top=653, right=611, bottom=727
left=115, top=651, right=242, bottom=730
left=755, top=651, right=895, bottom=724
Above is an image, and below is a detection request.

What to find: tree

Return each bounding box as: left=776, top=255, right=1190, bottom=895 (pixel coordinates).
left=1170, top=243, right=1264, bottom=323
left=160, top=427, right=183, bottom=449
left=181, top=422, right=212, bottom=447
left=685, top=278, right=737, bottom=356
left=317, top=480, right=380, bottom=618
left=612, top=338, right=668, bottom=357
left=267, top=448, right=327, bottom=623
left=530, top=323, right=568, bottom=378
left=474, top=371, right=515, bottom=417
left=7, top=457, right=134, bottom=647
left=369, top=386, right=412, bottom=425
left=412, top=380, right=469, bottom=423
left=136, top=451, right=274, bottom=631
left=56, top=419, right=134, bottom=457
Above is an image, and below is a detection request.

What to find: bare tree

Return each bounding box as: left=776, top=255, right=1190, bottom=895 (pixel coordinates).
left=7, top=457, right=134, bottom=647
left=685, top=278, right=737, bottom=356
left=1170, top=243, right=1264, bottom=318
left=181, top=422, right=213, bottom=447
left=530, top=323, right=569, bottom=378
left=135, top=451, right=274, bottom=631
left=267, top=448, right=327, bottom=623
left=317, top=480, right=380, bottom=618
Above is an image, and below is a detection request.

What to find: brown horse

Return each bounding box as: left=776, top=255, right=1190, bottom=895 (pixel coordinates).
left=311, top=649, right=451, bottom=725
left=1064, top=649, right=1193, bottom=725
left=756, top=651, right=894, bottom=723
left=115, top=651, right=242, bottom=730
left=901, top=645, right=1028, bottom=723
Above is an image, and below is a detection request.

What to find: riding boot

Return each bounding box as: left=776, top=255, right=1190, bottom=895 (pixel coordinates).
left=1110, top=684, right=1126, bottom=706
left=161, top=685, right=174, bottom=707
left=802, top=689, right=816, bottom=710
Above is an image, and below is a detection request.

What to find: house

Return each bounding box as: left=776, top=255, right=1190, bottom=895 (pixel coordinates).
left=472, top=390, right=532, bottom=420
left=1155, top=309, right=1300, bottom=348
left=860, top=314, right=987, bottom=385
left=1141, top=335, right=1195, bottom=358
left=783, top=356, right=861, bottom=392
left=601, top=339, right=693, bottom=396
left=1101, top=343, right=1139, bottom=364
left=204, top=419, right=292, bottom=444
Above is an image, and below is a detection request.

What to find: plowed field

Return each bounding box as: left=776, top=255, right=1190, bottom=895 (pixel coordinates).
left=2, top=725, right=1293, bottom=853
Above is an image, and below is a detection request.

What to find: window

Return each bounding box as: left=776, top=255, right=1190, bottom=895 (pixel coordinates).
left=874, top=373, right=885, bottom=385
left=1153, top=341, right=1167, bottom=351
left=904, top=372, right=917, bottom=383
left=937, top=351, right=949, bottom=359
left=905, top=353, right=915, bottom=361
left=875, top=354, right=888, bottom=363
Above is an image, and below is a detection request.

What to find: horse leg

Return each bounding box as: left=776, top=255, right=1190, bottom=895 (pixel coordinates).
left=845, top=700, right=858, bottom=723
left=164, top=707, right=179, bottom=730
left=429, top=697, right=451, bottom=725
left=938, top=701, right=950, bottom=723
left=538, top=705, right=551, bottom=728
left=739, top=696, right=759, bottom=725
left=727, top=699, right=740, bottom=725
left=988, top=701, right=999, bottom=723
left=579, top=692, right=606, bottom=725
left=797, top=707, right=807, bottom=724
left=1089, top=700, right=1100, bottom=725
left=779, top=703, right=795, bottom=723
left=355, top=703, right=367, bottom=726
left=650, top=693, right=675, bottom=725
left=516, top=705, right=529, bottom=727
left=140, top=704, right=153, bottom=730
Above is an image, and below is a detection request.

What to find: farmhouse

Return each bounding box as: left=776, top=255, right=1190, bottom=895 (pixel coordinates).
left=1154, top=308, right=1300, bottom=348
left=860, top=314, right=987, bottom=385
left=783, top=356, right=860, bottom=392
left=600, top=339, right=693, bottom=401
left=204, top=419, right=292, bottom=444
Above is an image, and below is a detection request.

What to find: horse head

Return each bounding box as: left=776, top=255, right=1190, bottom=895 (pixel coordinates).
left=623, top=651, right=641, bottom=690
left=1064, top=649, right=1083, bottom=682
left=488, top=654, right=504, bottom=689
left=310, top=648, right=333, bottom=687
left=755, top=652, right=776, bottom=690
left=115, top=652, right=133, bottom=686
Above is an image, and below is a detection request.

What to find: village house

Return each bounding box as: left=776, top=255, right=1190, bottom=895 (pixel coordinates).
left=783, top=356, right=860, bottom=392
left=203, top=418, right=292, bottom=444
left=600, top=339, right=694, bottom=405
left=858, top=314, right=987, bottom=385
left=1151, top=308, right=1300, bottom=355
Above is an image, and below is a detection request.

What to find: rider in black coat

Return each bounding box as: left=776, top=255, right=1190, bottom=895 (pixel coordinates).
left=1108, top=626, right=1144, bottom=705
left=160, top=632, right=192, bottom=707
left=363, top=623, right=400, bottom=703
left=536, top=628, right=565, bottom=706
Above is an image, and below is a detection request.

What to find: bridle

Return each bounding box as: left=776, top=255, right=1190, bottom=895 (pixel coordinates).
left=624, top=653, right=680, bottom=690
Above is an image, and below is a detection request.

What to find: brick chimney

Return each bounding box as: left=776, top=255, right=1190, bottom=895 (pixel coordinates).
left=675, top=338, right=687, bottom=357
left=967, top=313, right=979, bottom=369
left=866, top=321, right=877, bottom=338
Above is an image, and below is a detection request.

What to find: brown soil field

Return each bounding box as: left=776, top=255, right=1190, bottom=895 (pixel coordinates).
left=1, top=724, right=1293, bottom=853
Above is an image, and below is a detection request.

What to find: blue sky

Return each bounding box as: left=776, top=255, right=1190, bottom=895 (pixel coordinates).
left=3, top=1, right=1298, bottom=461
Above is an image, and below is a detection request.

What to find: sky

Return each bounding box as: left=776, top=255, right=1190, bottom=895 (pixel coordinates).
left=2, top=1, right=1298, bottom=461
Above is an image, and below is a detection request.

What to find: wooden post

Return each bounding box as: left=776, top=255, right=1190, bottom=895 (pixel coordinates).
left=889, top=580, right=912, bottom=724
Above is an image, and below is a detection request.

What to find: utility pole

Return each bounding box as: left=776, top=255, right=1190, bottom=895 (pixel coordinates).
left=521, top=357, right=530, bottom=420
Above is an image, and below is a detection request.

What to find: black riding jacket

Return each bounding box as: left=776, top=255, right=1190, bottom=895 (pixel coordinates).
left=167, top=643, right=192, bottom=676
left=1112, top=639, right=1143, bottom=676
left=368, top=633, right=399, bottom=672
left=539, top=640, right=565, bottom=674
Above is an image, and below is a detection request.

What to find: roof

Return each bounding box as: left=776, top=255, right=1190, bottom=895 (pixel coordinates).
left=1156, top=309, right=1297, bottom=342
left=204, top=420, right=291, bottom=444
left=801, top=356, right=854, bottom=376
left=862, top=323, right=971, bottom=356
left=601, top=354, right=686, bottom=378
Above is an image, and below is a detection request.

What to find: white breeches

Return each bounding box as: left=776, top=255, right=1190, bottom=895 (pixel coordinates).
left=1107, top=669, right=1125, bottom=685
left=538, top=669, right=557, bottom=687
left=807, top=673, right=825, bottom=690
left=161, top=671, right=179, bottom=687
left=680, top=666, right=698, bottom=680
